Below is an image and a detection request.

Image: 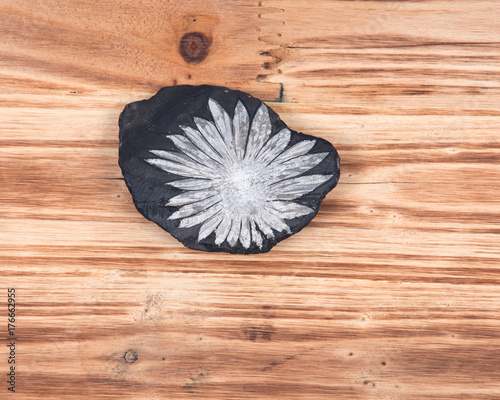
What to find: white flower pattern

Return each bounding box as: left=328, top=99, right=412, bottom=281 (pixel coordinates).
left=145, top=98, right=332, bottom=250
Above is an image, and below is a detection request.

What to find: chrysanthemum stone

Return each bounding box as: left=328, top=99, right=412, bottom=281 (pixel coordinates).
left=119, top=85, right=340, bottom=254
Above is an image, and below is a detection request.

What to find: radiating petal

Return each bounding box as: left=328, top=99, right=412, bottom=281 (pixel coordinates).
left=215, top=216, right=232, bottom=245
left=178, top=203, right=222, bottom=229
left=167, top=189, right=217, bottom=207
left=198, top=213, right=223, bottom=241
left=250, top=220, right=263, bottom=248
left=253, top=213, right=275, bottom=239
left=194, top=117, right=232, bottom=161
left=232, top=101, right=250, bottom=160
left=260, top=208, right=291, bottom=234
left=267, top=152, right=329, bottom=182
left=272, top=175, right=332, bottom=200
left=167, top=178, right=214, bottom=191
left=245, top=103, right=272, bottom=160
left=181, top=125, right=225, bottom=164
left=267, top=201, right=314, bottom=219
left=150, top=150, right=216, bottom=176
left=208, top=98, right=235, bottom=156
left=168, top=134, right=222, bottom=169
left=280, top=152, right=328, bottom=172
left=226, top=215, right=241, bottom=246
left=146, top=158, right=209, bottom=179
left=239, top=217, right=251, bottom=249
left=269, top=140, right=316, bottom=166
left=169, top=196, right=220, bottom=220
left=255, top=128, right=291, bottom=164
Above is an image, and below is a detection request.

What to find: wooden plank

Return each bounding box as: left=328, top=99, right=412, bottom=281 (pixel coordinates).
left=260, top=0, right=500, bottom=48
left=0, top=0, right=280, bottom=99
left=260, top=0, right=500, bottom=113
left=7, top=274, right=500, bottom=399
left=1, top=0, right=500, bottom=399
left=267, top=46, right=500, bottom=113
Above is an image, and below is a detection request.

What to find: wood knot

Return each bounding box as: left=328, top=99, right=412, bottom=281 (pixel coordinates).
left=242, top=325, right=275, bottom=341
left=179, top=32, right=211, bottom=64
left=124, top=350, right=139, bottom=363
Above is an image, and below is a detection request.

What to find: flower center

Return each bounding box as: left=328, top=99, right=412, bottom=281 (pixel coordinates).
left=227, top=166, right=253, bottom=193
left=219, top=162, right=268, bottom=215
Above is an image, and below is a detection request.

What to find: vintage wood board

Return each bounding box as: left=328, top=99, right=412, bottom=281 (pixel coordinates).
left=1, top=0, right=500, bottom=398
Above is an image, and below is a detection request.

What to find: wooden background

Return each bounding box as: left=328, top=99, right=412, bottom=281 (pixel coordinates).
left=1, top=0, right=500, bottom=398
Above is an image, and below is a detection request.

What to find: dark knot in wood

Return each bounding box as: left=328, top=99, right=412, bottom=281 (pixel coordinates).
left=179, top=32, right=211, bottom=64
left=124, top=350, right=139, bottom=363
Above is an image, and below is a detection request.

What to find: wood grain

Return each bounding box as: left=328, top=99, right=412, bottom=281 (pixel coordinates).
left=1, top=0, right=500, bottom=399
left=0, top=0, right=280, bottom=98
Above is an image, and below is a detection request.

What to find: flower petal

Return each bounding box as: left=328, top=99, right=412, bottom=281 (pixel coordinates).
left=150, top=150, right=216, bottom=176
left=232, top=101, right=250, bottom=160
left=260, top=208, right=291, bottom=234
left=245, top=103, right=272, bottom=160
left=250, top=220, right=263, bottom=248
left=198, top=213, right=223, bottom=241
left=239, top=217, right=251, bottom=249
left=167, top=178, right=214, bottom=191
left=208, top=99, right=235, bottom=157
left=169, top=196, right=220, bottom=220
left=194, top=117, right=232, bottom=161
left=167, top=134, right=222, bottom=169
left=146, top=158, right=209, bottom=179
left=253, top=213, right=275, bottom=239
left=269, top=140, right=316, bottom=166
left=255, top=128, right=291, bottom=164
left=226, top=215, right=241, bottom=246
left=178, top=203, right=222, bottom=229
left=272, top=175, right=332, bottom=200
left=268, top=152, right=329, bottom=182
left=267, top=201, right=314, bottom=219
left=181, top=125, right=225, bottom=164
left=215, top=216, right=232, bottom=245
left=167, top=189, right=218, bottom=207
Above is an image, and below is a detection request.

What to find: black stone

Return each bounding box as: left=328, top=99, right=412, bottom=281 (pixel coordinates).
left=118, top=85, right=340, bottom=254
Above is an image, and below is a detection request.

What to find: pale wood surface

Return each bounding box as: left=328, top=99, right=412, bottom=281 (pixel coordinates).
left=1, top=1, right=500, bottom=399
